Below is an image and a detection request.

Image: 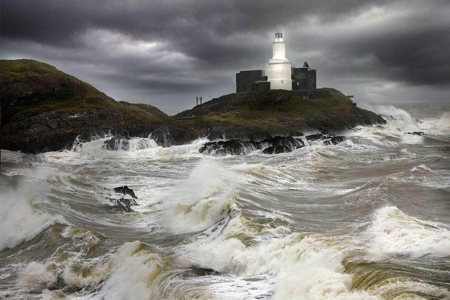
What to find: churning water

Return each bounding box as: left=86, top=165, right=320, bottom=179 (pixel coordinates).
left=1, top=102, right=449, bottom=299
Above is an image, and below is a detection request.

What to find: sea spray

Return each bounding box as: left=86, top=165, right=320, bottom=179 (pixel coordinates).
left=0, top=176, right=62, bottom=250
left=364, top=206, right=450, bottom=259
left=183, top=229, right=379, bottom=299
left=1, top=102, right=449, bottom=299
left=162, top=159, right=236, bottom=234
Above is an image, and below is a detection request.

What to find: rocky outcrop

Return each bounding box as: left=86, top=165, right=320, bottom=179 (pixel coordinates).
left=114, top=186, right=137, bottom=199
left=305, top=133, right=346, bottom=145
left=1, top=59, right=385, bottom=154
left=175, top=89, right=386, bottom=140
left=199, top=133, right=346, bottom=156
left=0, top=59, right=198, bottom=153
left=261, top=136, right=305, bottom=154
left=111, top=186, right=138, bottom=212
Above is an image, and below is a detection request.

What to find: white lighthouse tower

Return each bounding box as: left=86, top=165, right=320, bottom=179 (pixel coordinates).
left=265, top=29, right=292, bottom=90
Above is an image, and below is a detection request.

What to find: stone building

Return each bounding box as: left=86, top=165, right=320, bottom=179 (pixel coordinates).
left=236, top=30, right=317, bottom=93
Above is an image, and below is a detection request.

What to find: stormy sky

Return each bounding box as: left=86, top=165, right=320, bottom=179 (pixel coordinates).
left=1, top=0, right=449, bottom=114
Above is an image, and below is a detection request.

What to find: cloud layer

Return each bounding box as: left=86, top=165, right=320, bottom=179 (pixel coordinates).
left=1, top=0, right=449, bottom=113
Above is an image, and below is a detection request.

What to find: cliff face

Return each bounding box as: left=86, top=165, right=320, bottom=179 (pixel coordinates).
left=175, top=89, right=386, bottom=140
left=0, top=59, right=197, bottom=153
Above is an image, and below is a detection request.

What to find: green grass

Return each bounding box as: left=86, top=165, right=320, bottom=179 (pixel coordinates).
left=176, top=88, right=384, bottom=136
left=1, top=59, right=198, bottom=152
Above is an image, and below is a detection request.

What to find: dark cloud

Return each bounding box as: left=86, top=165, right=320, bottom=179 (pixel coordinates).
left=1, top=0, right=449, bottom=113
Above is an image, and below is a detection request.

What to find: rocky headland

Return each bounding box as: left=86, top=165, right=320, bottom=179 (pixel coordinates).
left=0, top=59, right=197, bottom=153
left=1, top=59, right=385, bottom=154
left=175, top=88, right=385, bottom=140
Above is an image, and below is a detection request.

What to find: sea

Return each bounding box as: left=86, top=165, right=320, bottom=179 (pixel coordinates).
left=0, top=101, right=449, bottom=299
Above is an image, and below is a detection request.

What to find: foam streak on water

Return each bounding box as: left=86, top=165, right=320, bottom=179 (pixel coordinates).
left=0, top=102, right=449, bottom=299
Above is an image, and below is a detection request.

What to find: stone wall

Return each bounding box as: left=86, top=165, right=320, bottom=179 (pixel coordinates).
left=236, top=63, right=317, bottom=92
left=292, top=67, right=316, bottom=90
left=236, top=70, right=264, bottom=93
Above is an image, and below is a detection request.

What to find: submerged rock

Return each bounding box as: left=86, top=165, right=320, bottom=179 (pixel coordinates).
left=407, top=131, right=424, bottom=136
left=114, top=186, right=137, bottom=199
left=110, top=186, right=138, bottom=212
left=114, top=198, right=135, bottom=212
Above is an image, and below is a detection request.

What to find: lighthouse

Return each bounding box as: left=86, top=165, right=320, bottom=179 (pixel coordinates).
left=265, top=30, right=292, bottom=90
left=235, top=29, right=316, bottom=93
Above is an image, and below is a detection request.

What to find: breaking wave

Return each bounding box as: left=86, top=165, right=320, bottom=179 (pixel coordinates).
left=365, top=206, right=450, bottom=259
left=0, top=175, right=63, bottom=251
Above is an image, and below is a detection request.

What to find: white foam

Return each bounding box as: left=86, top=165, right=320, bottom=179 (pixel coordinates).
left=62, top=258, right=111, bottom=288
left=418, top=111, right=450, bottom=136
left=184, top=231, right=379, bottom=299
left=0, top=178, right=61, bottom=251
left=365, top=206, right=450, bottom=259
left=410, top=164, right=433, bottom=174
left=347, top=105, right=425, bottom=146
left=162, top=160, right=236, bottom=234
left=352, top=105, right=449, bottom=145
left=96, top=241, right=167, bottom=300
left=19, top=261, right=57, bottom=289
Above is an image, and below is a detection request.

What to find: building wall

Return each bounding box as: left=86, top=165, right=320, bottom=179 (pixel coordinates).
left=272, top=42, right=286, bottom=59
left=292, top=67, right=316, bottom=90
left=236, top=64, right=316, bottom=92
left=253, top=81, right=270, bottom=91
left=236, top=70, right=263, bottom=93
left=266, top=61, right=292, bottom=90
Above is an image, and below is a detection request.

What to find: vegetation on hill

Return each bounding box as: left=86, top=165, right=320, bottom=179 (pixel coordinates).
left=0, top=59, right=385, bottom=153
left=175, top=89, right=385, bottom=139
left=0, top=59, right=197, bottom=153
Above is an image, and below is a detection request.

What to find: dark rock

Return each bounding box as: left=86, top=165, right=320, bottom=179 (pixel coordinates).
left=0, top=59, right=198, bottom=153
left=115, top=198, right=134, bottom=212
left=149, top=127, right=175, bottom=147
left=262, top=136, right=305, bottom=150
left=306, top=134, right=324, bottom=142
left=324, top=136, right=346, bottom=145
left=262, top=145, right=292, bottom=154
left=200, top=135, right=305, bottom=156
left=407, top=131, right=424, bottom=136
left=189, top=266, right=220, bottom=276
left=199, top=139, right=258, bottom=155
left=104, top=137, right=130, bottom=151
left=114, top=186, right=138, bottom=199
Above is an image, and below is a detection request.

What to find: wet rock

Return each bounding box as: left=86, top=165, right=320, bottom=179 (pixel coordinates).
left=306, top=133, right=346, bottom=145
left=189, top=266, right=220, bottom=277
left=199, top=139, right=258, bottom=155
left=261, top=136, right=305, bottom=154
left=200, top=136, right=304, bottom=155
left=262, top=145, right=292, bottom=154
left=306, top=133, right=324, bottom=142
left=149, top=127, right=175, bottom=147
left=104, top=137, right=129, bottom=151
left=324, top=136, right=346, bottom=145
left=114, top=186, right=137, bottom=199
left=115, top=198, right=135, bottom=212
left=407, top=131, right=424, bottom=136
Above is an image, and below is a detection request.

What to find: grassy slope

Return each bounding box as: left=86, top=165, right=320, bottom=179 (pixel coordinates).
left=0, top=59, right=196, bottom=153
left=176, top=89, right=385, bottom=138
left=1, top=59, right=169, bottom=124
